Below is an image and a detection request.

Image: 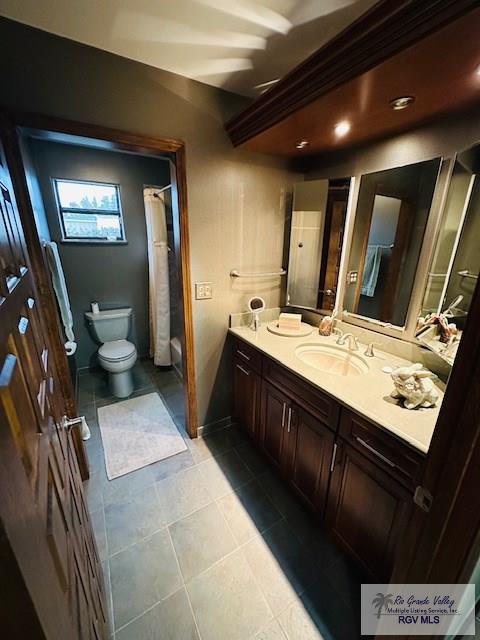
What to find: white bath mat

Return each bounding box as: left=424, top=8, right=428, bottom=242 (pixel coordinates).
left=98, top=392, right=187, bottom=480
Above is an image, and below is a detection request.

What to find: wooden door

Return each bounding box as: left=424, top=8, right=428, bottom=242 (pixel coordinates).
left=260, top=381, right=290, bottom=470
left=0, top=139, right=108, bottom=639
left=289, top=408, right=335, bottom=515
left=326, top=439, right=412, bottom=581
left=233, top=358, right=260, bottom=440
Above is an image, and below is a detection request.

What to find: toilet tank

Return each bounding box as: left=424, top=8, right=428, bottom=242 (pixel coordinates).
left=85, top=308, right=132, bottom=343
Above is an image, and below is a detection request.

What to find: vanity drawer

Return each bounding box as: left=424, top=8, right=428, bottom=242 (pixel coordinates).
left=232, top=338, right=262, bottom=374
left=339, top=409, right=424, bottom=489
left=263, top=357, right=340, bottom=431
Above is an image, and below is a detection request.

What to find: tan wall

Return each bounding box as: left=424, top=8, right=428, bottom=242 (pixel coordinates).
left=0, top=18, right=299, bottom=426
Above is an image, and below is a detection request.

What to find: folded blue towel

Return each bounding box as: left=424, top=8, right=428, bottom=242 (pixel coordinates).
left=361, top=244, right=384, bottom=297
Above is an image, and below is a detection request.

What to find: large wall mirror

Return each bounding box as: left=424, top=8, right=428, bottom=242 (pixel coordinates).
left=417, top=144, right=480, bottom=364
left=287, top=177, right=351, bottom=311
left=343, top=158, right=441, bottom=327
left=285, top=152, right=477, bottom=369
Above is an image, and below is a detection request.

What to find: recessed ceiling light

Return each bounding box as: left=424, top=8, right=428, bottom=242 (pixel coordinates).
left=334, top=121, right=351, bottom=137
left=295, top=140, right=309, bottom=149
left=390, top=96, right=415, bottom=110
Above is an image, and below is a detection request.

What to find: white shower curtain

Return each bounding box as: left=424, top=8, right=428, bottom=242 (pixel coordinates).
left=144, top=188, right=171, bottom=366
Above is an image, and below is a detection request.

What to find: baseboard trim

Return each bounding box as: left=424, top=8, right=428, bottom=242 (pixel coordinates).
left=198, top=416, right=232, bottom=438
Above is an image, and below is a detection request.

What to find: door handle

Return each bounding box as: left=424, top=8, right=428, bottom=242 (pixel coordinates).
left=62, top=415, right=91, bottom=440
left=62, top=416, right=84, bottom=431
left=281, top=402, right=286, bottom=428
left=287, top=407, right=292, bottom=433
left=236, top=364, right=250, bottom=376
left=355, top=437, right=396, bottom=468
left=237, top=350, right=250, bottom=361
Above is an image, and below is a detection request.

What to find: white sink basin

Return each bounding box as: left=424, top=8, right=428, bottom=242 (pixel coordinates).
left=295, top=343, right=369, bottom=377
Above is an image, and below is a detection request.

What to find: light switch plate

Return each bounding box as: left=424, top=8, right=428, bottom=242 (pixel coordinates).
left=195, top=282, right=213, bottom=299
left=347, top=270, right=358, bottom=284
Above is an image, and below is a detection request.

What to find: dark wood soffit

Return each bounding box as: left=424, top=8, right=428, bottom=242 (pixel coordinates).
left=292, top=103, right=479, bottom=174
left=225, top=0, right=480, bottom=148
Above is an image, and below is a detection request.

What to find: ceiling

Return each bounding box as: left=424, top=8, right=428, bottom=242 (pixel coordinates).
left=0, top=0, right=377, bottom=97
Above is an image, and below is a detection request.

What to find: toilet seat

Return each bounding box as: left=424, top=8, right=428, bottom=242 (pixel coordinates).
left=98, top=339, right=136, bottom=362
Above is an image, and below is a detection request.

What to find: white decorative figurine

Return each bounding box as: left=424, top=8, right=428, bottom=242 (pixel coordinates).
left=390, top=363, right=439, bottom=410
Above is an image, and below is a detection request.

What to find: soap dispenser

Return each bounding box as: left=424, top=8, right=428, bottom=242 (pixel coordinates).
left=319, top=309, right=337, bottom=336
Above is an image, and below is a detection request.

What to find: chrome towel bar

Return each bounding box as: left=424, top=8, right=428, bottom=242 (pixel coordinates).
left=458, top=269, right=478, bottom=280
left=230, top=268, right=286, bottom=278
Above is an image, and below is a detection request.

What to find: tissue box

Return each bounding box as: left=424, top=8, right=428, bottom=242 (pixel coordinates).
left=278, top=312, right=302, bottom=330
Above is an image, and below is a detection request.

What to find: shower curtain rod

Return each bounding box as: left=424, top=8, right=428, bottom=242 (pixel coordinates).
left=151, top=185, right=172, bottom=198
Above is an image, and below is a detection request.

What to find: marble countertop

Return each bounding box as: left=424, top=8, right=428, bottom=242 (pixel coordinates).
left=230, top=324, right=445, bottom=454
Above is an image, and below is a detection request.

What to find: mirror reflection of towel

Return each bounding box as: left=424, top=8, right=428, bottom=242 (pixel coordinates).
left=361, top=245, right=384, bottom=297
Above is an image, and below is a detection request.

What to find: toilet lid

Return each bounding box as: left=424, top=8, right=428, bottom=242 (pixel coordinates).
left=98, top=340, right=136, bottom=362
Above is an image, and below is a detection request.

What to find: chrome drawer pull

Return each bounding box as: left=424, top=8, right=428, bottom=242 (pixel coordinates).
left=281, top=402, right=286, bottom=428
left=236, top=364, right=250, bottom=376
left=330, top=442, right=338, bottom=472
left=287, top=407, right=292, bottom=433
left=237, top=350, right=250, bottom=361
left=355, top=437, right=396, bottom=468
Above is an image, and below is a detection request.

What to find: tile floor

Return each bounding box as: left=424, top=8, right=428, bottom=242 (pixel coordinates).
left=79, top=358, right=366, bottom=640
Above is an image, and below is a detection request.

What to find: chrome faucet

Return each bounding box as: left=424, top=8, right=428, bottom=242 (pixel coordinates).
left=364, top=342, right=380, bottom=357
left=336, top=332, right=359, bottom=351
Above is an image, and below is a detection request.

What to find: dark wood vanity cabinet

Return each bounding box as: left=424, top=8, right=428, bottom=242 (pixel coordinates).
left=231, top=335, right=424, bottom=581
left=329, top=409, right=424, bottom=579
left=327, top=439, right=413, bottom=579
left=233, top=358, right=260, bottom=440
left=260, top=381, right=292, bottom=471
left=232, top=339, right=262, bottom=440
left=260, top=383, right=335, bottom=513
left=289, top=407, right=335, bottom=515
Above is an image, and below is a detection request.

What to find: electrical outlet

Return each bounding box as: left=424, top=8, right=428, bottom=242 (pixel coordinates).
left=195, top=282, right=213, bottom=299
left=347, top=270, right=358, bottom=284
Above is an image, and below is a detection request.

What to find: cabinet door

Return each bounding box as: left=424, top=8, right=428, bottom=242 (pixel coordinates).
left=289, top=409, right=335, bottom=515
left=326, top=439, right=412, bottom=581
left=260, top=381, right=290, bottom=469
left=233, top=359, right=260, bottom=439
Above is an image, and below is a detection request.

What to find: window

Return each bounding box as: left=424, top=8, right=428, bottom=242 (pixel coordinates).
left=53, top=179, right=125, bottom=242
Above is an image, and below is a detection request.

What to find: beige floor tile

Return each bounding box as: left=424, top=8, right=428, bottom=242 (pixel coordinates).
left=115, top=588, right=199, bottom=640
left=169, top=502, right=237, bottom=581
left=197, top=449, right=253, bottom=499
left=105, top=484, right=164, bottom=555
left=243, top=534, right=299, bottom=616
left=253, top=619, right=288, bottom=640
left=187, top=548, right=271, bottom=640
left=156, top=466, right=213, bottom=525
left=110, top=529, right=182, bottom=630
left=217, top=480, right=282, bottom=544
left=277, top=601, right=324, bottom=640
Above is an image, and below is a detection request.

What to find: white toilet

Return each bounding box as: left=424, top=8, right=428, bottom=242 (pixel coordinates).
left=85, top=307, right=137, bottom=398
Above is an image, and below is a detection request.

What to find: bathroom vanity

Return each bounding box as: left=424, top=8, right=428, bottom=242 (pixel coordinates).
left=228, top=138, right=480, bottom=582
left=230, top=328, right=441, bottom=581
